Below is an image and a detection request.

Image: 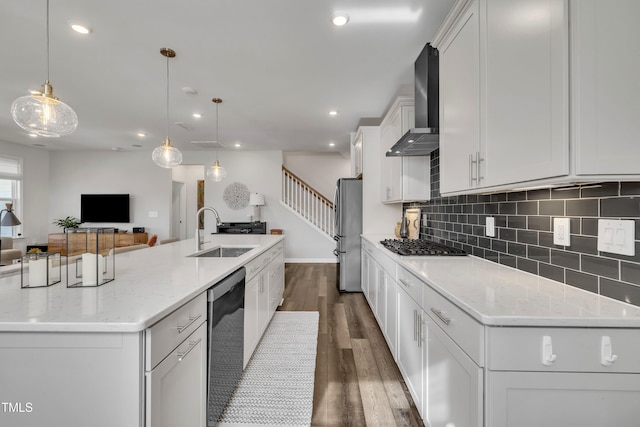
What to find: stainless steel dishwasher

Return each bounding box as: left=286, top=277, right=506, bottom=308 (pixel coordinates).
left=207, top=267, right=245, bottom=425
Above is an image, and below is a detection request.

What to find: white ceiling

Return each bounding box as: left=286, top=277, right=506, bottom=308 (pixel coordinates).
left=1, top=0, right=454, bottom=155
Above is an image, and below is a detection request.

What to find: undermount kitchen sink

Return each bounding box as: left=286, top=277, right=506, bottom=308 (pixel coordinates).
left=189, top=246, right=256, bottom=258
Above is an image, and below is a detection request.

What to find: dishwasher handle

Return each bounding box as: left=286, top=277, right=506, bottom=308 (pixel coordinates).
left=208, top=267, right=246, bottom=302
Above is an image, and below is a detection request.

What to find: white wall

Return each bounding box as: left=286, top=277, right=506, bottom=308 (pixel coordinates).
left=171, top=165, right=205, bottom=240
left=48, top=150, right=172, bottom=239
left=283, top=152, right=350, bottom=199
left=181, top=150, right=337, bottom=261
left=0, top=141, right=50, bottom=253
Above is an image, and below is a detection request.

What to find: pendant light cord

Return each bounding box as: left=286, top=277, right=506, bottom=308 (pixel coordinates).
left=166, top=55, right=170, bottom=139
left=215, top=101, right=219, bottom=160
left=46, top=0, right=50, bottom=82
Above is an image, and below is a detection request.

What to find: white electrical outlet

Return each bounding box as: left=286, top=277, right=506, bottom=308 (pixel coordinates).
left=598, top=219, right=635, bottom=256
left=553, top=217, right=571, bottom=246
left=148, top=211, right=158, bottom=218
left=486, top=217, right=495, bottom=237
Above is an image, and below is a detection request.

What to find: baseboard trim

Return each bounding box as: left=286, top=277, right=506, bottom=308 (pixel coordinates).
left=285, top=258, right=337, bottom=263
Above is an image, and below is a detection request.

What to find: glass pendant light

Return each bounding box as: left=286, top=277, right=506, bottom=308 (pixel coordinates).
left=206, top=98, right=227, bottom=181
left=11, top=0, right=78, bottom=137
left=152, top=48, right=182, bottom=168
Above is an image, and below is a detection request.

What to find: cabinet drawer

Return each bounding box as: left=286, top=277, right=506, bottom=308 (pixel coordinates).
left=245, top=242, right=284, bottom=281
left=145, top=293, right=207, bottom=370
left=371, top=246, right=396, bottom=278
left=487, top=327, right=640, bottom=373
left=423, top=283, right=484, bottom=366
left=397, top=266, right=423, bottom=307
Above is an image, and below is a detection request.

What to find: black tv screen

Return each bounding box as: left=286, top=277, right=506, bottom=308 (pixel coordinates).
left=81, top=194, right=130, bottom=223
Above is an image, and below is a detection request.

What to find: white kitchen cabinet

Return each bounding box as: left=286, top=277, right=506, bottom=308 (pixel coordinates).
left=383, top=268, right=397, bottom=358
left=243, top=274, right=260, bottom=367
left=437, top=0, right=481, bottom=194
left=351, top=129, right=363, bottom=177
left=361, top=243, right=371, bottom=300
left=436, top=0, right=640, bottom=194
left=243, top=241, right=284, bottom=367
left=145, top=293, right=207, bottom=427
left=396, top=283, right=425, bottom=418
left=146, top=323, right=207, bottom=427
left=486, top=327, right=640, bottom=426
left=572, top=0, right=640, bottom=176
left=436, top=0, right=568, bottom=194
left=380, top=96, right=430, bottom=203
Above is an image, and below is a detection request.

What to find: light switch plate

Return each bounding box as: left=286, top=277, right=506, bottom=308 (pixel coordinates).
left=148, top=211, right=158, bottom=218
left=553, top=217, right=571, bottom=246
left=486, top=217, right=495, bottom=237
left=598, top=219, right=635, bottom=256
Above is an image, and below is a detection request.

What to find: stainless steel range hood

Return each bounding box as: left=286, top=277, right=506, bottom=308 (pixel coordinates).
left=386, top=43, right=439, bottom=157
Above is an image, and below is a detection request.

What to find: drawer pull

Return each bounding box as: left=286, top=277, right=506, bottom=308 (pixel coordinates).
left=430, top=308, right=451, bottom=326
left=177, top=338, right=202, bottom=362
left=177, top=314, right=202, bottom=334
left=542, top=335, right=557, bottom=366
left=399, top=278, right=412, bottom=288
left=601, top=336, right=619, bottom=367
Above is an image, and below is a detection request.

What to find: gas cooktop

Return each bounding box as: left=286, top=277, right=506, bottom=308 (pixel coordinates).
left=380, top=239, right=467, bottom=256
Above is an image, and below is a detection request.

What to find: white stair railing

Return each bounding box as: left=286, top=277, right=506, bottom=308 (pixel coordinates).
left=282, top=166, right=334, bottom=238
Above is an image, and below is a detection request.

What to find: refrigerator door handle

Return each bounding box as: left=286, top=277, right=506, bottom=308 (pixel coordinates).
left=333, top=184, right=340, bottom=234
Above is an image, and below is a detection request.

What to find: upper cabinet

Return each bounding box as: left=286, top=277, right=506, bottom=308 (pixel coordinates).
left=433, top=0, right=640, bottom=195
left=380, top=97, right=431, bottom=203
left=351, top=130, right=363, bottom=178
left=571, top=0, right=640, bottom=175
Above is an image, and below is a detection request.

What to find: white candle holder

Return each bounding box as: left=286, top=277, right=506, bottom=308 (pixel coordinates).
left=66, top=227, right=115, bottom=288
left=21, top=252, right=61, bottom=288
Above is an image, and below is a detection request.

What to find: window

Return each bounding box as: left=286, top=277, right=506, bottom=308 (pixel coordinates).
left=0, top=156, right=22, bottom=237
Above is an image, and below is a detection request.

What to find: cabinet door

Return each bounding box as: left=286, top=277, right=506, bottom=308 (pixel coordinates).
left=396, top=286, right=424, bottom=417
left=402, top=156, right=430, bottom=202
left=257, top=272, right=270, bottom=337
left=384, top=273, right=397, bottom=359
left=380, top=107, right=403, bottom=203
left=439, top=0, right=481, bottom=194
left=424, top=317, right=482, bottom=427
left=352, top=131, right=363, bottom=177
left=572, top=0, right=640, bottom=175
left=146, top=323, right=207, bottom=427
left=482, top=0, right=568, bottom=186
left=375, top=264, right=386, bottom=327
left=361, top=248, right=370, bottom=299
left=487, top=371, right=640, bottom=427
left=244, top=275, right=259, bottom=367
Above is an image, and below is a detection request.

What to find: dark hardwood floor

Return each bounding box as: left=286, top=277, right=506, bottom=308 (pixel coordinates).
left=279, top=263, right=425, bottom=427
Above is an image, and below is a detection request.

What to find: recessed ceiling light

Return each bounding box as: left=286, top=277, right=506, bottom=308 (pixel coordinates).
left=329, top=110, right=338, bottom=116
left=234, top=143, right=241, bottom=148
left=69, top=22, right=91, bottom=34
left=329, top=142, right=336, bottom=147
left=192, top=113, right=202, bottom=119
left=331, top=12, right=350, bottom=26
left=137, top=132, right=147, bottom=137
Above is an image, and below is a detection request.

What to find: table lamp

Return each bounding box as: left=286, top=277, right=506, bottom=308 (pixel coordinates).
left=249, top=193, right=265, bottom=222
left=0, top=203, right=22, bottom=266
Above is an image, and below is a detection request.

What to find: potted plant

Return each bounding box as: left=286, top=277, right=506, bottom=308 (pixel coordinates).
left=53, top=216, right=81, bottom=231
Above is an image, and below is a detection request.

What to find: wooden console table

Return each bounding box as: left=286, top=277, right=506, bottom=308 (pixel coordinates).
left=48, top=232, right=149, bottom=256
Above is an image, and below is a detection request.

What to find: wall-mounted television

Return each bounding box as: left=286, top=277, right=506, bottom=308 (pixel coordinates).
left=81, top=194, right=130, bottom=223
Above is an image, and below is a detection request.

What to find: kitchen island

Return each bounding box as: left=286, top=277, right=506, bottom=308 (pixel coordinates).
left=0, top=234, right=284, bottom=427
left=362, top=234, right=640, bottom=427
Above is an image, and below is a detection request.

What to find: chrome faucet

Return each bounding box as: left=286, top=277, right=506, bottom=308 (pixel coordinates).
left=195, top=206, right=223, bottom=251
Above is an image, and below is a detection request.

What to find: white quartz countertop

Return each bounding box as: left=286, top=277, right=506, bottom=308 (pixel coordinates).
left=0, top=235, right=283, bottom=333
left=363, top=234, right=640, bottom=327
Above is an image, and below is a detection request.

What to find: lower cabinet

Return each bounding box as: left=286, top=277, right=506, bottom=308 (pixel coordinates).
left=486, top=371, right=640, bottom=427
left=363, top=238, right=640, bottom=426
left=243, top=242, right=285, bottom=368
left=396, top=285, right=425, bottom=417
left=145, top=323, right=207, bottom=427
left=424, top=315, right=482, bottom=427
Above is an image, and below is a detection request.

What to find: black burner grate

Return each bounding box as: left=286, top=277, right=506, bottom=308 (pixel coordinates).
left=380, top=239, right=467, bottom=256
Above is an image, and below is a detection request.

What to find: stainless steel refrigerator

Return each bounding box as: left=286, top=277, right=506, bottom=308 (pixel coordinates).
left=333, top=178, right=363, bottom=292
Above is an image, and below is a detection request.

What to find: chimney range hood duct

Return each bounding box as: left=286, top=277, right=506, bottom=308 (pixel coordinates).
left=386, top=43, right=439, bottom=157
